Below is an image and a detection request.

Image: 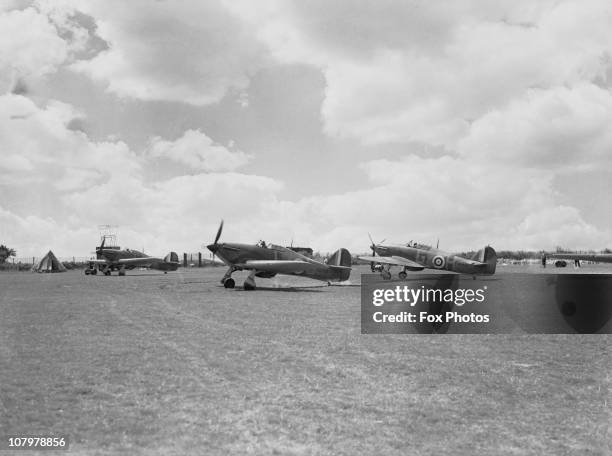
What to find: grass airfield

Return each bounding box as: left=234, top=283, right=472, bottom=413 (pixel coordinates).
left=1, top=266, right=610, bottom=455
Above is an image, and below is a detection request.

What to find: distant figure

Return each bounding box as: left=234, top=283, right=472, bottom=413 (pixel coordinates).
left=574, top=259, right=581, bottom=268
left=541, top=255, right=546, bottom=268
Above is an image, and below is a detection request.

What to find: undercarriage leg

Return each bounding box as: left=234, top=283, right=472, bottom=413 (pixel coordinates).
left=381, top=264, right=392, bottom=280
left=244, top=270, right=256, bottom=290
left=221, top=266, right=236, bottom=288
left=221, top=266, right=235, bottom=284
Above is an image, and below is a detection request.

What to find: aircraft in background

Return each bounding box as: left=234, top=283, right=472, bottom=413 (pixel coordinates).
left=206, top=221, right=352, bottom=290
left=542, top=252, right=612, bottom=268
left=85, top=236, right=179, bottom=276
left=359, top=235, right=497, bottom=279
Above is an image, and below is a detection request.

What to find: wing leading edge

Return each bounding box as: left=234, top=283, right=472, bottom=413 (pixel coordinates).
left=241, top=260, right=323, bottom=275
left=358, top=255, right=425, bottom=271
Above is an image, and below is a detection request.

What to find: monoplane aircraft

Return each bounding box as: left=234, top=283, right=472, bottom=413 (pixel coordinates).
left=542, top=252, right=612, bottom=268
left=85, top=237, right=179, bottom=276
left=206, top=221, right=352, bottom=290
left=359, top=235, right=496, bottom=279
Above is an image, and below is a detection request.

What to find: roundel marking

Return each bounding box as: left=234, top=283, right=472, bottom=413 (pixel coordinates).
left=432, top=255, right=445, bottom=269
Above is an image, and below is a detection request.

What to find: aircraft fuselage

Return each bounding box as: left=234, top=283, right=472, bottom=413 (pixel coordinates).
left=373, top=244, right=496, bottom=275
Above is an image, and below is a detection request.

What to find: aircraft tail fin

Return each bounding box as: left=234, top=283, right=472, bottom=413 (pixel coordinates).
left=165, top=252, right=179, bottom=263
left=328, top=248, right=352, bottom=281
left=328, top=248, right=352, bottom=267
left=472, top=246, right=496, bottom=274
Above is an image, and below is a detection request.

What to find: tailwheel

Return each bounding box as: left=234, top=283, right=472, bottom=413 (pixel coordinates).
left=243, top=281, right=256, bottom=291
left=223, top=278, right=235, bottom=289
left=398, top=271, right=407, bottom=280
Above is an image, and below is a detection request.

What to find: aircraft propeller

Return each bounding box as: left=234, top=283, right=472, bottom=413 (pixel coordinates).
left=92, top=236, right=106, bottom=255
left=368, top=233, right=385, bottom=256
left=207, top=220, right=224, bottom=259
left=214, top=220, right=224, bottom=245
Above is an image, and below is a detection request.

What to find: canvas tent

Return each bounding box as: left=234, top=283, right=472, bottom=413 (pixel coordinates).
left=31, top=250, right=67, bottom=273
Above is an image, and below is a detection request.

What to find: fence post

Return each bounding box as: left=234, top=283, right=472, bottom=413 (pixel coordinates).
left=198, top=252, right=202, bottom=267
left=183, top=253, right=187, bottom=268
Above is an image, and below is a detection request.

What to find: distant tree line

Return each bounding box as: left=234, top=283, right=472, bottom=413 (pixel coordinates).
left=0, top=245, right=16, bottom=263
left=458, top=247, right=611, bottom=261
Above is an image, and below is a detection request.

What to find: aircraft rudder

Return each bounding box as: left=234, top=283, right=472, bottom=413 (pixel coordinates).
left=329, top=248, right=352, bottom=267
left=483, top=246, right=496, bottom=274
left=328, top=248, right=352, bottom=281
left=165, top=251, right=179, bottom=263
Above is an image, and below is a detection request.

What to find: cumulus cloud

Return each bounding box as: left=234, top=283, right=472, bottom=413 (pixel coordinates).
left=458, top=83, right=612, bottom=170
left=147, top=130, right=251, bottom=172
left=0, top=7, right=68, bottom=92
left=229, top=0, right=612, bottom=151
left=0, top=92, right=284, bottom=256
left=230, top=153, right=608, bottom=253
left=3, top=0, right=612, bottom=257
left=67, top=0, right=268, bottom=105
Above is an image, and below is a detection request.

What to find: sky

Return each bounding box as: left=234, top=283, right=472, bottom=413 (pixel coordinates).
left=2, top=0, right=612, bottom=258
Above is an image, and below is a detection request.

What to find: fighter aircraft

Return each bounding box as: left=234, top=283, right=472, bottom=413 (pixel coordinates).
left=359, top=235, right=497, bottom=279
left=206, top=221, right=352, bottom=290
left=85, top=236, right=179, bottom=276
left=542, top=252, right=612, bottom=268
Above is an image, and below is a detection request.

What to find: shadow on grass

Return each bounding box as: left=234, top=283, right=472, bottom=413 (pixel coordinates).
left=230, top=286, right=326, bottom=293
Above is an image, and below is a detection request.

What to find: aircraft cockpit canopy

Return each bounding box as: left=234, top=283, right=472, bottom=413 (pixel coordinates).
left=406, top=241, right=431, bottom=250
left=256, top=240, right=268, bottom=248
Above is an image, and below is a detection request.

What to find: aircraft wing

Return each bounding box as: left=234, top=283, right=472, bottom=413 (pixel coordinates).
left=89, top=259, right=111, bottom=264
left=358, top=256, right=425, bottom=271
left=89, top=257, right=162, bottom=266
left=241, top=260, right=323, bottom=275
left=116, top=257, right=165, bottom=266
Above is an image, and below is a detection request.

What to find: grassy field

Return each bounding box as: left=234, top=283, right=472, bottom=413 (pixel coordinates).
left=0, top=266, right=610, bottom=455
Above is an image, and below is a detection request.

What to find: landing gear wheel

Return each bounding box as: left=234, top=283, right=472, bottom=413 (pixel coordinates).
left=92, top=269, right=97, bottom=275
left=119, top=270, right=126, bottom=276
left=223, top=278, right=235, bottom=289
left=84, top=269, right=90, bottom=275
left=104, top=270, right=111, bottom=276
left=398, top=271, right=407, bottom=280
left=243, top=281, right=255, bottom=291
